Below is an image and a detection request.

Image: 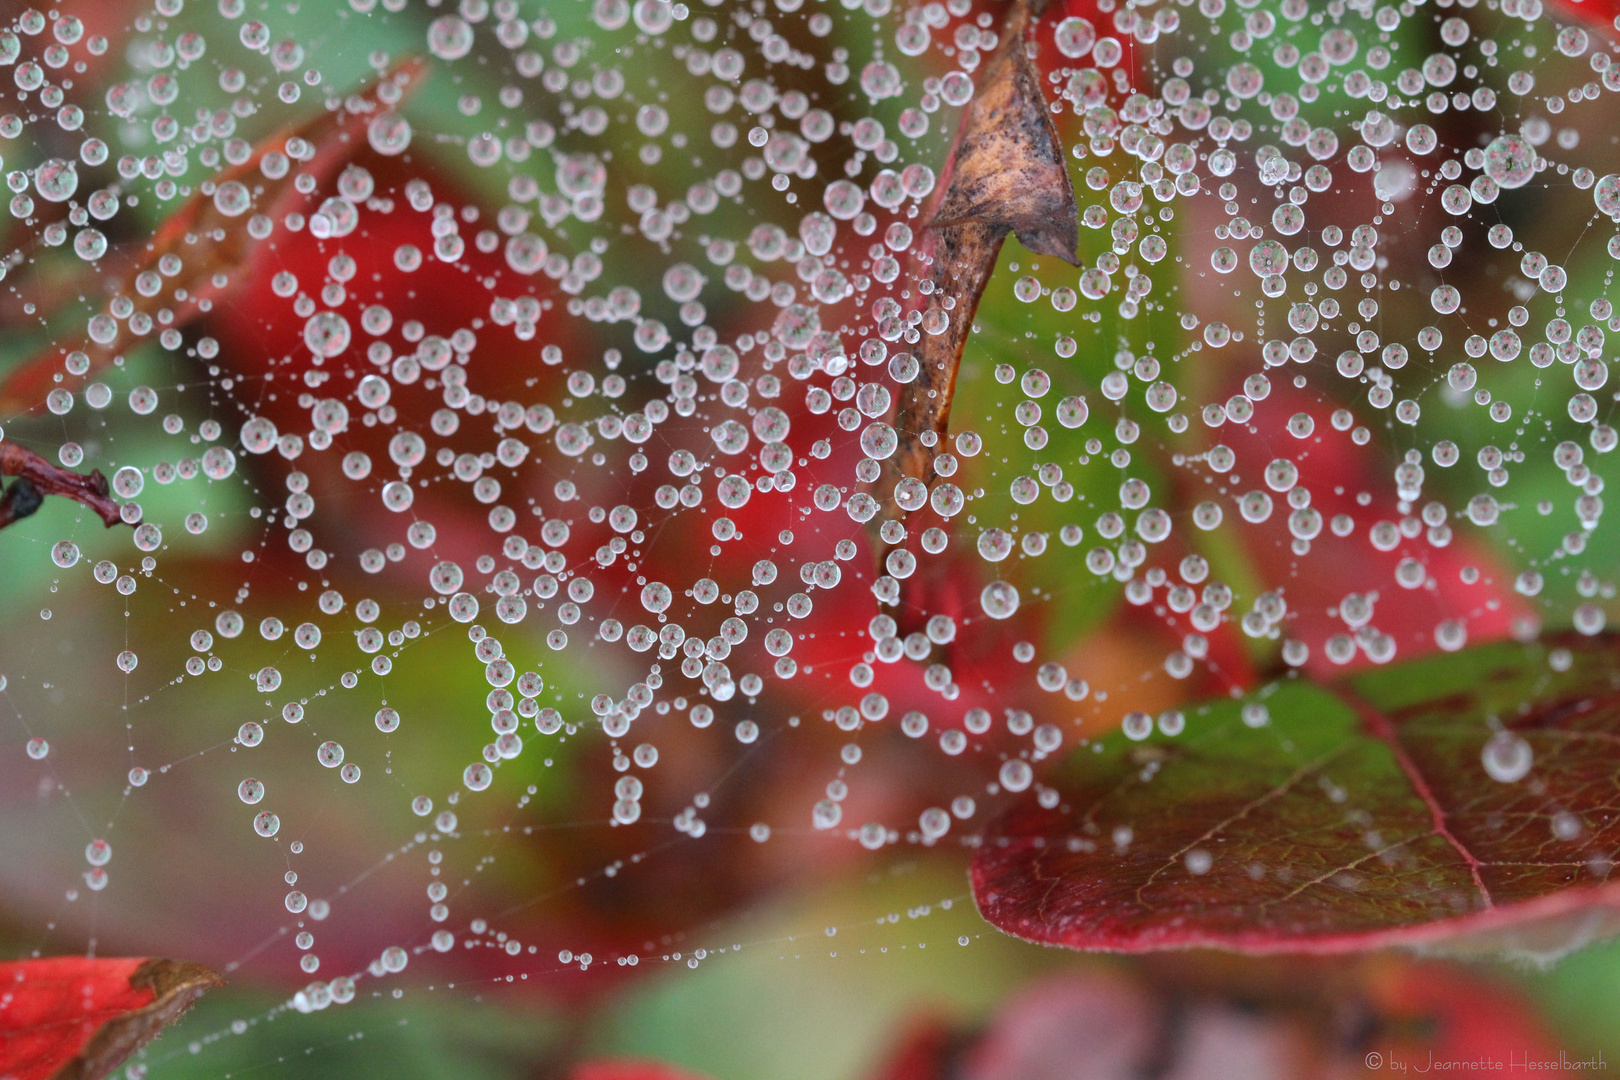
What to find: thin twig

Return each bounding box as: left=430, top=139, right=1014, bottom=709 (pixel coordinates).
left=0, top=441, right=123, bottom=529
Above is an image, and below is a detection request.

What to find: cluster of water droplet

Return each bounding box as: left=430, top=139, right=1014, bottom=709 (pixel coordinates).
left=1, top=0, right=1616, bottom=1009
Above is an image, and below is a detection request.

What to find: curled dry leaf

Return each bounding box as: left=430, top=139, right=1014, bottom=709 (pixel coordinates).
left=973, top=635, right=1620, bottom=954
left=0, top=441, right=122, bottom=530
left=0, top=957, right=222, bottom=1080
left=887, top=0, right=1079, bottom=489
left=0, top=57, right=428, bottom=418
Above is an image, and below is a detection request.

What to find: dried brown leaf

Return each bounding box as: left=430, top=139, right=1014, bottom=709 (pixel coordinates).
left=890, top=0, right=1079, bottom=486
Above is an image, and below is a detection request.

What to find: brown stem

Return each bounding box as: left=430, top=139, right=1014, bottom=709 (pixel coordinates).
left=0, top=441, right=123, bottom=530
left=889, top=0, right=1081, bottom=487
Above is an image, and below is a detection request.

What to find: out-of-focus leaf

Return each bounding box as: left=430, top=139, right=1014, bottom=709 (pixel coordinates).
left=0, top=58, right=427, bottom=417
left=974, top=635, right=1620, bottom=953
left=1368, top=961, right=1566, bottom=1074
left=1189, top=383, right=1531, bottom=677
left=865, top=1019, right=963, bottom=1080
left=572, top=1061, right=716, bottom=1080
left=866, top=958, right=1566, bottom=1079
left=0, top=957, right=220, bottom=1080
left=1551, top=0, right=1620, bottom=27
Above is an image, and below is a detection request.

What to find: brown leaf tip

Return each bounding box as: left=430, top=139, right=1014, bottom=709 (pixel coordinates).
left=926, top=0, right=1080, bottom=264
left=128, top=959, right=225, bottom=1002
left=56, top=960, right=223, bottom=1080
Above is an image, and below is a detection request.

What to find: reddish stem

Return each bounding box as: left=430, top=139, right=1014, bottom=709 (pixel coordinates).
left=0, top=441, right=123, bottom=530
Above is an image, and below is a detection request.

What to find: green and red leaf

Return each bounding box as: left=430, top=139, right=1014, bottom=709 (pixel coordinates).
left=973, top=635, right=1620, bottom=953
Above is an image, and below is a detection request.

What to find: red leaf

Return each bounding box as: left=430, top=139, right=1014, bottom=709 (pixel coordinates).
left=972, top=634, right=1620, bottom=953
left=1371, top=962, right=1564, bottom=1074
left=571, top=1061, right=715, bottom=1080
left=0, top=58, right=427, bottom=417
left=189, top=145, right=573, bottom=574
left=1550, top=0, right=1620, bottom=27
left=954, top=974, right=1166, bottom=1080
left=0, top=957, right=221, bottom=1080
left=866, top=1018, right=963, bottom=1080
left=1184, top=384, right=1531, bottom=678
